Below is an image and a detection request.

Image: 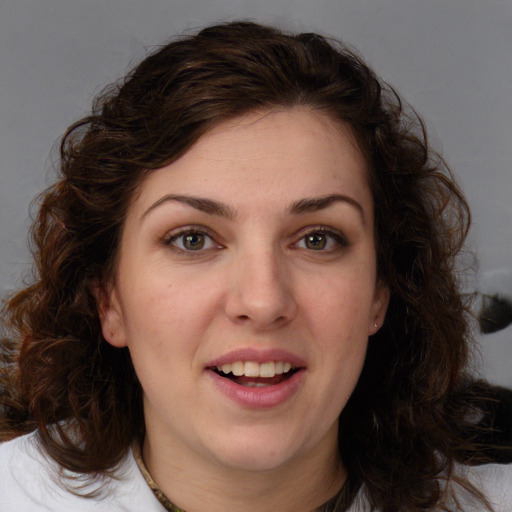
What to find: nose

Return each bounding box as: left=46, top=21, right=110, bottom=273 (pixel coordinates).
left=224, top=248, right=298, bottom=330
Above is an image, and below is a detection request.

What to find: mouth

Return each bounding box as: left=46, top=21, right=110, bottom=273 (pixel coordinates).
left=209, top=361, right=301, bottom=387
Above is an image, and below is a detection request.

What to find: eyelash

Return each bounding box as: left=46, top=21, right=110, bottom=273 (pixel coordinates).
left=293, top=226, right=349, bottom=252
left=163, top=227, right=219, bottom=253
left=162, top=226, right=348, bottom=254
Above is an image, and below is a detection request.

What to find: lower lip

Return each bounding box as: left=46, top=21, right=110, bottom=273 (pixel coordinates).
left=207, top=369, right=305, bottom=409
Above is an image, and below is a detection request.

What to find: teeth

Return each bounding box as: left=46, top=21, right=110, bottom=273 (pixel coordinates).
left=231, top=361, right=244, bottom=376
left=259, top=362, right=275, bottom=378
left=215, top=361, right=295, bottom=378
left=244, top=361, right=260, bottom=377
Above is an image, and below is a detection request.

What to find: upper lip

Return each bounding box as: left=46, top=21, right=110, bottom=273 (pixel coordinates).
left=206, top=348, right=307, bottom=369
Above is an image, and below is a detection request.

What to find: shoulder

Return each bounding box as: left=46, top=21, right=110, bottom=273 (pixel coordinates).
left=346, top=463, right=512, bottom=512
left=462, top=462, right=512, bottom=512
left=0, top=432, right=164, bottom=511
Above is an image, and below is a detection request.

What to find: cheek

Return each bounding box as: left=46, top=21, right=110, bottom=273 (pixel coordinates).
left=119, top=273, right=222, bottom=354
left=301, top=273, right=375, bottom=334
left=314, top=284, right=371, bottom=401
left=298, top=272, right=375, bottom=393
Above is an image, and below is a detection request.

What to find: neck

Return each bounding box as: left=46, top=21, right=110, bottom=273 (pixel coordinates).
left=142, top=430, right=346, bottom=512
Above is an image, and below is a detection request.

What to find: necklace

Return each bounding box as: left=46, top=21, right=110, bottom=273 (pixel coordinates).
left=132, top=441, right=358, bottom=512
left=132, top=441, right=185, bottom=511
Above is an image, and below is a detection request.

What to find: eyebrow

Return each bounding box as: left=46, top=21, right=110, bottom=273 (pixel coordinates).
left=289, top=194, right=365, bottom=223
left=142, top=194, right=237, bottom=220
left=142, top=193, right=365, bottom=223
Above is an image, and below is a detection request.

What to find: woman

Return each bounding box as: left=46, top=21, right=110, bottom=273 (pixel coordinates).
left=1, top=21, right=510, bottom=511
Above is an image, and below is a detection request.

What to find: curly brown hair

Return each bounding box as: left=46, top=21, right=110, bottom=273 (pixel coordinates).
left=0, top=21, right=495, bottom=511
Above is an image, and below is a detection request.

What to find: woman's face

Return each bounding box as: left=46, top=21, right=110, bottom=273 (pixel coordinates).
left=99, top=109, right=388, bottom=476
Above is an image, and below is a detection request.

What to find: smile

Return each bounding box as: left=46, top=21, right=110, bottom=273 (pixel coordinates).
left=206, top=349, right=306, bottom=407
left=211, top=360, right=299, bottom=388
left=216, top=361, right=294, bottom=378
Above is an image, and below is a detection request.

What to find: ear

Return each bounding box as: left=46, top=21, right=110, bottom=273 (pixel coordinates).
left=368, top=282, right=390, bottom=336
left=92, top=281, right=128, bottom=348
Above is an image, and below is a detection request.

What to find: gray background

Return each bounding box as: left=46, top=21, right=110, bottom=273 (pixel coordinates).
left=1, top=0, right=511, bottom=386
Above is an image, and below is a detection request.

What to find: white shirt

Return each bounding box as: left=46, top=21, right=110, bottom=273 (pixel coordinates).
left=1, top=432, right=511, bottom=511
left=0, top=432, right=165, bottom=511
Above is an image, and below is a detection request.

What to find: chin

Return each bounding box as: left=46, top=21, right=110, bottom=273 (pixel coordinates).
left=206, top=429, right=305, bottom=473
left=212, top=450, right=296, bottom=473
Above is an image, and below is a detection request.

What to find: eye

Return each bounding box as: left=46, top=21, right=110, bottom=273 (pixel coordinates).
left=165, top=229, right=219, bottom=252
left=295, top=229, right=347, bottom=252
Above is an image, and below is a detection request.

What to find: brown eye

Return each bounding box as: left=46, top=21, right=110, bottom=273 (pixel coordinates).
left=305, top=233, right=327, bottom=250
left=166, top=230, right=218, bottom=252
left=295, top=229, right=348, bottom=252
left=182, top=233, right=205, bottom=250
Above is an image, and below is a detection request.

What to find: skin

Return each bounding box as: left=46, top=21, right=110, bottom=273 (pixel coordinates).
left=98, top=108, right=389, bottom=512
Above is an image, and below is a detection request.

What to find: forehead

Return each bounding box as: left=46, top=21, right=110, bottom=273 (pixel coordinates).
left=130, top=108, right=372, bottom=217
left=197, top=108, right=366, bottom=167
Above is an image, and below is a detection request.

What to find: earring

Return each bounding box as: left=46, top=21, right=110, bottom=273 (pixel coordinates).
left=374, top=323, right=378, bottom=328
